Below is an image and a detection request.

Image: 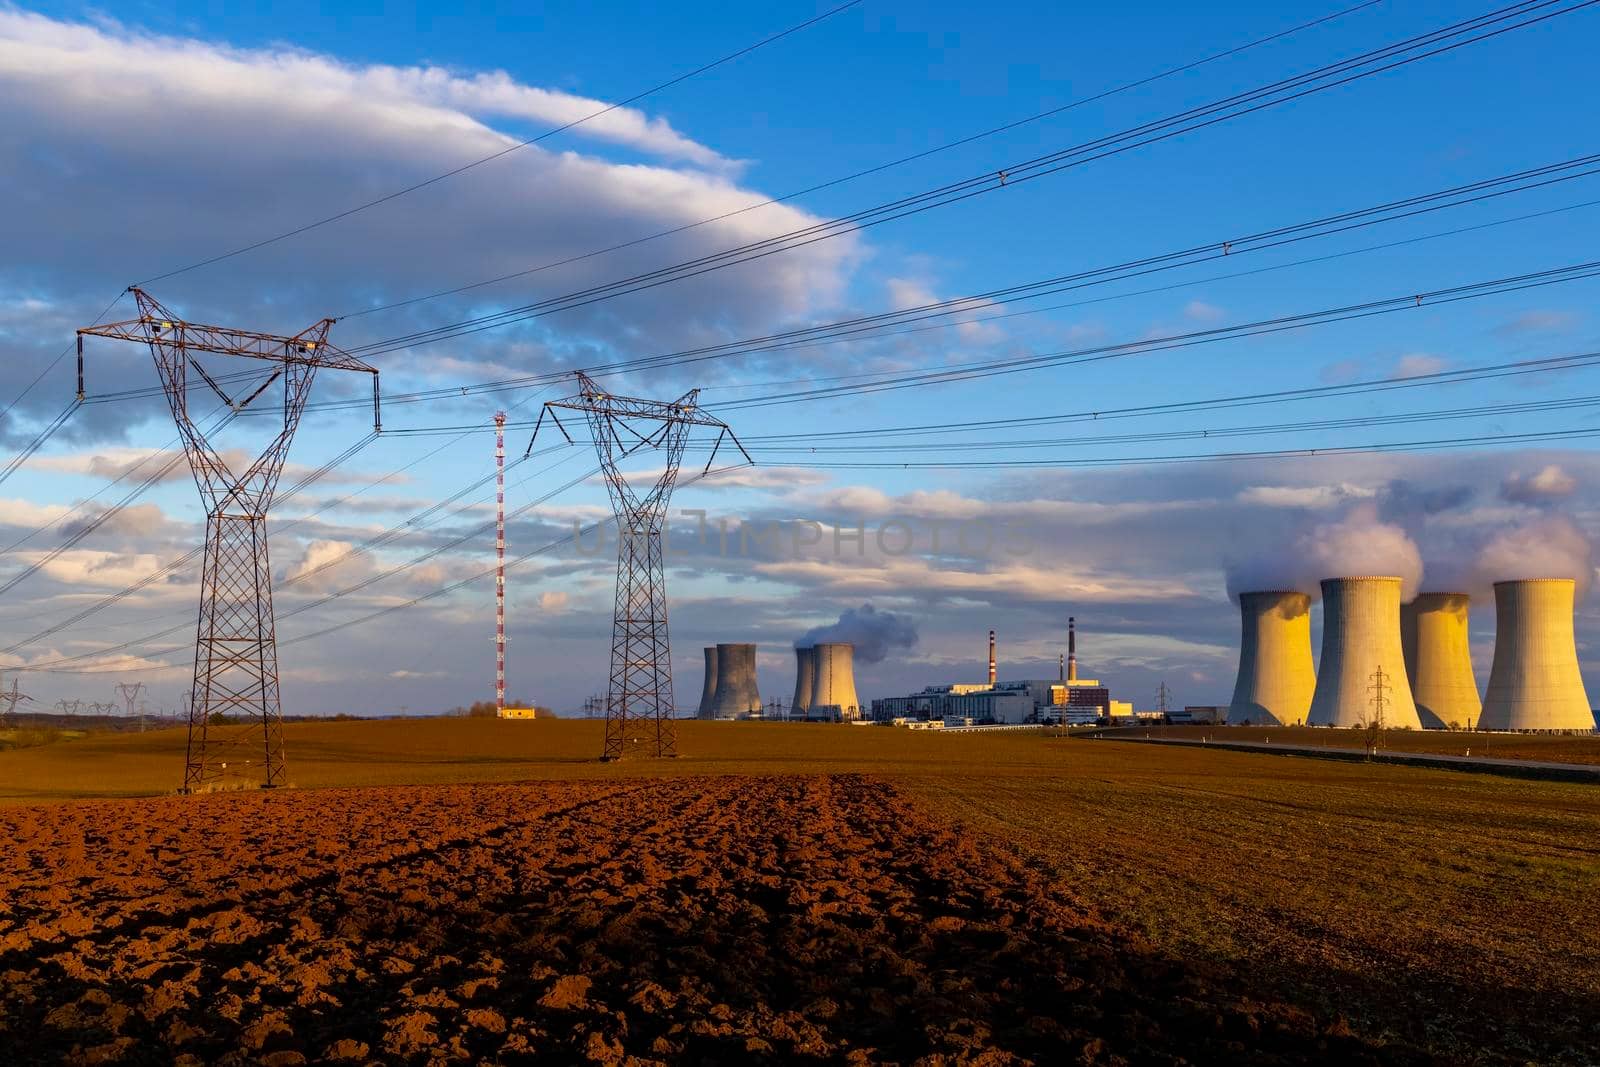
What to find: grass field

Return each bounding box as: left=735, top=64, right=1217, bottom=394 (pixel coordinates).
left=2, top=719, right=1597, bottom=1062
left=1097, top=722, right=1600, bottom=764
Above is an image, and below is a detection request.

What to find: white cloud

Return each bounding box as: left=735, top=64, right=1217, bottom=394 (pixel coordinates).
left=1390, top=353, right=1448, bottom=379
left=1501, top=464, right=1577, bottom=505
left=1184, top=300, right=1224, bottom=323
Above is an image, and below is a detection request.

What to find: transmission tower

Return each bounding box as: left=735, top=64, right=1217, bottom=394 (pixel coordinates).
left=494, top=411, right=508, bottom=719
left=78, top=289, right=380, bottom=792
left=1156, top=681, right=1172, bottom=717
left=55, top=698, right=81, bottom=719
left=529, top=371, right=749, bottom=759
left=116, top=681, right=146, bottom=732
left=1365, top=664, right=1391, bottom=759
left=0, top=675, right=33, bottom=728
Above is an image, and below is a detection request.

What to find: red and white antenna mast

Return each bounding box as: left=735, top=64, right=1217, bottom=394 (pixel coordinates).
left=495, top=411, right=507, bottom=719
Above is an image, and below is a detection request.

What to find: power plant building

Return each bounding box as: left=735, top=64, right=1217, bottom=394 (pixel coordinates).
left=706, top=642, right=762, bottom=719
left=1402, top=593, right=1482, bottom=730
left=809, top=642, right=862, bottom=721
left=696, top=646, right=719, bottom=719
left=791, top=646, right=816, bottom=718
left=1307, top=577, right=1422, bottom=730
left=1228, top=591, right=1315, bottom=726
left=1481, top=579, right=1596, bottom=732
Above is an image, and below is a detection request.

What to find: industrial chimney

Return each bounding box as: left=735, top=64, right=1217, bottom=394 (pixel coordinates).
left=1308, top=577, right=1422, bottom=729
left=1402, top=594, right=1481, bottom=730
left=988, top=629, right=997, bottom=687
left=1481, top=579, right=1595, bottom=732
left=696, top=646, right=719, bottom=719
left=810, top=642, right=861, bottom=721
left=707, top=643, right=761, bottom=719
left=1067, top=617, right=1078, bottom=683
left=792, top=646, right=816, bottom=719
left=1228, top=591, right=1315, bottom=726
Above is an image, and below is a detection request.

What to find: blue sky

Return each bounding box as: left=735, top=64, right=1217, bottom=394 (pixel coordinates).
left=2, top=1, right=1599, bottom=718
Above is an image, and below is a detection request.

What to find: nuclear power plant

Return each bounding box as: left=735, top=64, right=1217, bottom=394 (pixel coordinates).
left=696, top=646, right=719, bottom=719
left=791, top=646, right=816, bottom=718
left=1481, top=579, right=1595, bottom=732
left=706, top=643, right=762, bottom=719
left=1308, top=577, right=1423, bottom=730
left=1402, top=594, right=1482, bottom=730
left=1228, top=591, right=1316, bottom=726
left=809, top=642, right=861, bottom=721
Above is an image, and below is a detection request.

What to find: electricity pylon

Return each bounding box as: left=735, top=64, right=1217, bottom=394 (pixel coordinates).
left=530, top=371, right=749, bottom=759
left=79, top=289, right=380, bottom=792
left=116, top=681, right=146, bottom=733
left=0, top=675, right=32, bottom=727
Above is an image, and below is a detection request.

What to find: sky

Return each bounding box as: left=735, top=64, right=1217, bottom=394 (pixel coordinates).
left=2, top=0, right=1600, bottom=719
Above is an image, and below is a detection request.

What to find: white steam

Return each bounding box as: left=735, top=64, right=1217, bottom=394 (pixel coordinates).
left=1472, top=515, right=1594, bottom=598
left=1225, top=502, right=1423, bottom=601
left=798, top=603, right=918, bottom=664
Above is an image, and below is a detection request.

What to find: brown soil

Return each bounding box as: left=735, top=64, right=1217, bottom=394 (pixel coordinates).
left=0, top=774, right=1426, bottom=1065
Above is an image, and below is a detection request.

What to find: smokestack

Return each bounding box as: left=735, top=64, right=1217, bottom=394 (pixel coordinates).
left=696, top=646, right=719, bottom=719
left=791, top=646, right=816, bottom=719
left=809, top=642, right=861, bottom=721
left=1403, top=594, right=1481, bottom=730
left=1308, top=577, right=1422, bottom=729
left=1228, top=591, right=1315, bottom=726
left=988, top=629, right=997, bottom=687
left=1067, top=616, right=1078, bottom=683
left=1481, top=579, right=1594, bottom=732
left=707, top=643, right=761, bottom=719
left=1059, top=652, right=1065, bottom=682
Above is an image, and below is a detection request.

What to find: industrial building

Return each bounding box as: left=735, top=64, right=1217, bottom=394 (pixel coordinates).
left=706, top=643, right=762, bottom=719
left=870, top=618, right=1124, bottom=725
left=1308, top=577, right=1423, bottom=729
left=696, top=646, right=719, bottom=719
left=809, top=642, right=862, bottom=721
left=1481, top=579, right=1595, bottom=732
left=791, top=646, right=816, bottom=718
left=1402, top=593, right=1482, bottom=730
left=1228, top=591, right=1315, bottom=726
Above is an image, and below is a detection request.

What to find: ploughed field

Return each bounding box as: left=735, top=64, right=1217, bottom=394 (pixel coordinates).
left=3, top=722, right=1598, bottom=1063
left=0, top=774, right=1409, bottom=1065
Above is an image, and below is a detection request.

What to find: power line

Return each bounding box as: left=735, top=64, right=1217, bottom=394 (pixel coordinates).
left=713, top=258, right=1600, bottom=409
left=339, top=0, right=1385, bottom=321
left=132, top=1, right=864, bottom=287
left=251, top=154, right=1600, bottom=418
left=347, top=0, right=1596, bottom=358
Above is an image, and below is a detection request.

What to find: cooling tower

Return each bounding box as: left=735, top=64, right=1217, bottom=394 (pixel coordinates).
left=696, top=646, right=719, bottom=719
left=1307, top=577, right=1422, bottom=729
left=809, top=642, right=861, bottom=721
left=1227, top=591, right=1315, bottom=726
left=792, top=646, right=816, bottom=718
left=1481, top=579, right=1595, bottom=732
left=707, top=643, right=761, bottom=719
left=1402, top=594, right=1481, bottom=730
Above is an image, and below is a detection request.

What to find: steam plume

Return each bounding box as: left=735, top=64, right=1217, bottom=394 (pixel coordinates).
left=798, top=603, right=918, bottom=664
left=1473, top=515, right=1594, bottom=598
left=1226, top=502, right=1423, bottom=601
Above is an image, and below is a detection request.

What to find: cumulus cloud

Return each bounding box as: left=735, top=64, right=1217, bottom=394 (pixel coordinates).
left=1183, top=300, right=1225, bottom=323
left=1390, top=353, right=1448, bottom=379
left=0, top=8, right=862, bottom=433
left=1501, top=464, right=1577, bottom=505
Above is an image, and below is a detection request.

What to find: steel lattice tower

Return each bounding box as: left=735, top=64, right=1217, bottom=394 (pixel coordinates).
left=494, top=411, right=507, bottom=718
left=530, top=371, right=748, bottom=759
left=79, top=289, right=379, bottom=792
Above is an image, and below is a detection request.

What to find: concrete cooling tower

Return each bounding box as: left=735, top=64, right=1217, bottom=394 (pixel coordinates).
left=791, top=646, right=815, bottom=718
left=1308, top=577, right=1422, bottom=729
left=809, top=642, right=861, bottom=721
left=707, top=643, right=761, bottom=719
left=1401, top=594, right=1481, bottom=730
left=696, top=646, right=719, bottom=719
left=1227, top=591, right=1315, bottom=726
left=1481, top=579, right=1595, bottom=732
